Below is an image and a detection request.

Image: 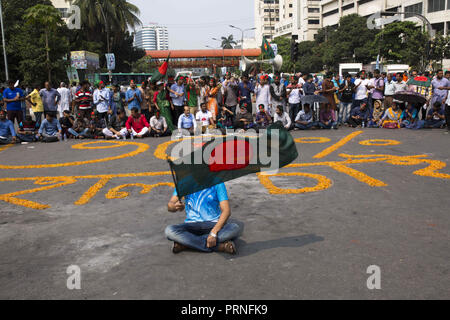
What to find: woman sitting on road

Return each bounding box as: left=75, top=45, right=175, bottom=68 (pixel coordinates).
left=381, top=101, right=402, bottom=129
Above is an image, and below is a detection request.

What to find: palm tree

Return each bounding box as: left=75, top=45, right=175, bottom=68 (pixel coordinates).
left=73, top=0, right=141, bottom=37
left=23, top=4, right=65, bottom=83
left=221, top=35, right=237, bottom=49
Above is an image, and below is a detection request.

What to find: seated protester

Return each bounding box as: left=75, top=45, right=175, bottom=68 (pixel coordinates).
left=273, top=105, right=292, bottom=130
left=425, top=102, right=446, bottom=128
left=89, top=111, right=107, bottom=139
left=347, top=102, right=370, bottom=128
left=217, top=108, right=233, bottom=130
left=319, top=104, right=338, bottom=129
left=295, top=103, right=317, bottom=130
left=233, top=103, right=255, bottom=131
left=59, top=110, right=75, bottom=138
left=126, top=107, right=150, bottom=138
left=177, top=106, right=197, bottom=135
left=0, top=109, right=18, bottom=144
left=255, top=104, right=272, bottom=130
left=400, top=103, right=418, bottom=128
left=196, top=102, right=215, bottom=133
left=17, top=115, right=39, bottom=142
left=149, top=110, right=169, bottom=137
left=69, top=112, right=90, bottom=139
left=368, top=99, right=385, bottom=128
left=103, top=108, right=128, bottom=139
left=381, top=101, right=402, bottom=129
left=38, top=112, right=62, bottom=142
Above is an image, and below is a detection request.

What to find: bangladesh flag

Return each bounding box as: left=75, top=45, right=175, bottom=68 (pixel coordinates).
left=261, top=37, right=275, bottom=59
left=151, top=53, right=171, bottom=82
left=168, top=123, right=298, bottom=198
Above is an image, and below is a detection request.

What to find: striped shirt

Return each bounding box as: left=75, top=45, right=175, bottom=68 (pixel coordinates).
left=75, top=90, right=93, bottom=110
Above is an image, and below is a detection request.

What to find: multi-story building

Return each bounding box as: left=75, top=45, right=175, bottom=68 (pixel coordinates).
left=274, top=0, right=321, bottom=41
left=51, top=0, right=72, bottom=22
left=134, top=24, right=169, bottom=51
left=321, top=0, right=450, bottom=35
left=255, top=0, right=281, bottom=43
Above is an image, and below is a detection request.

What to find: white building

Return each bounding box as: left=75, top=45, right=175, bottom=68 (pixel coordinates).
left=321, top=0, right=450, bottom=35
left=255, top=0, right=281, bottom=43
left=134, top=24, right=169, bottom=51
left=51, top=0, right=72, bottom=22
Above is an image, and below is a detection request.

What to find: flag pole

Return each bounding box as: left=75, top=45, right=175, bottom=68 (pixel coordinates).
left=167, top=157, right=182, bottom=201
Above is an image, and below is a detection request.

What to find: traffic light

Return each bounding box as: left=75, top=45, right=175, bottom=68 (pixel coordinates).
left=291, top=40, right=299, bottom=61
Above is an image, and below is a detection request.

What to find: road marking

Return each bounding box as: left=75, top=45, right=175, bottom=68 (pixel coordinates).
left=313, top=131, right=363, bottom=159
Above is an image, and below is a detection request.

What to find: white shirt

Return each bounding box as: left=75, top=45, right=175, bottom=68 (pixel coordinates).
left=288, top=87, right=301, bottom=104
left=354, top=78, right=370, bottom=100
left=57, top=87, right=71, bottom=110
left=196, top=110, right=213, bottom=126
left=150, top=116, right=167, bottom=130
left=385, top=80, right=395, bottom=96
left=274, top=111, right=291, bottom=129
left=255, top=84, right=272, bottom=114
left=94, top=88, right=111, bottom=113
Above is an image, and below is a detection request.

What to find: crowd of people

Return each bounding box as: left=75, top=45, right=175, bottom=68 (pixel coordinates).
left=1, top=68, right=450, bottom=145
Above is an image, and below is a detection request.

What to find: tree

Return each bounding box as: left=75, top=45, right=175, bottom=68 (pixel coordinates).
left=374, top=21, right=429, bottom=69
left=23, top=4, right=67, bottom=83
left=220, top=35, right=237, bottom=49
left=73, top=0, right=141, bottom=41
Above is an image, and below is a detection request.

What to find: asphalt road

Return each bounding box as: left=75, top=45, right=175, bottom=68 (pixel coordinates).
left=0, top=127, right=449, bottom=299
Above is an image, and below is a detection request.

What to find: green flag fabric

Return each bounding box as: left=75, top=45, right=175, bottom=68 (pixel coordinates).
left=152, top=53, right=171, bottom=82
left=168, top=123, right=298, bottom=198
left=261, top=38, right=275, bottom=59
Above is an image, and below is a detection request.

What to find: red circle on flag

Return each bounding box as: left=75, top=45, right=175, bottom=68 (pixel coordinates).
left=208, top=140, right=253, bottom=172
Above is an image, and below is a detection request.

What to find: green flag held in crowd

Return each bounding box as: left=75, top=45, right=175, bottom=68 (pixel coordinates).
left=168, top=123, right=298, bottom=198
left=261, top=37, right=275, bottom=59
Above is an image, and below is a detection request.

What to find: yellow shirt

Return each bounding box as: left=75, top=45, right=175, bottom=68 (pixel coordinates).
left=29, top=89, right=44, bottom=112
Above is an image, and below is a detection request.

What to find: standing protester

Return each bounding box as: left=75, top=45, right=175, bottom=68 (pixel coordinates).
left=75, top=80, right=93, bottom=119
left=286, top=76, right=301, bottom=126
left=338, top=73, right=355, bottom=125
left=254, top=75, right=272, bottom=116
left=57, top=82, right=71, bottom=118
left=26, top=83, right=44, bottom=128
left=353, top=71, right=370, bottom=110
left=371, top=69, right=385, bottom=110
left=270, top=74, right=287, bottom=114
left=139, top=81, right=151, bottom=122
left=206, top=78, right=220, bottom=122
left=70, top=82, right=79, bottom=113
left=321, top=71, right=338, bottom=113
left=3, top=80, right=26, bottom=127
left=238, top=73, right=254, bottom=114
left=125, top=80, right=142, bottom=117
left=222, top=75, right=239, bottom=123
left=393, top=72, right=408, bottom=110
left=40, top=82, right=61, bottom=117
left=93, top=81, right=111, bottom=120
left=111, top=84, right=124, bottom=115
left=169, top=76, right=186, bottom=122
left=432, top=69, right=450, bottom=108
left=384, top=73, right=395, bottom=110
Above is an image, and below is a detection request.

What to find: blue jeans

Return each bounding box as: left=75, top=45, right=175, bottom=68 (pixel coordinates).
left=165, top=221, right=241, bottom=252
left=338, top=102, right=352, bottom=124
left=34, top=112, right=43, bottom=128
left=68, top=128, right=89, bottom=137
left=319, top=121, right=337, bottom=129
left=295, top=122, right=317, bottom=130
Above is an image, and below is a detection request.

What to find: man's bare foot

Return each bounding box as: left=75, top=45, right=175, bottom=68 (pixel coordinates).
left=218, top=241, right=236, bottom=255
left=172, top=242, right=188, bottom=254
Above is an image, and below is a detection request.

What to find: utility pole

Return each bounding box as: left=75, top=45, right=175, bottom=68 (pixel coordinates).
left=0, top=0, right=9, bottom=81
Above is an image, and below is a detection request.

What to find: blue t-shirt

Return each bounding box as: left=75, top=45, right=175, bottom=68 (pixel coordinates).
left=3, top=88, right=24, bottom=111
left=173, top=183, right=229, bottom=223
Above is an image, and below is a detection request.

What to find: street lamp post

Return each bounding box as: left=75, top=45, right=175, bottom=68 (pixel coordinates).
left=0, top=0, right=9, bottom=81
left=229, top=25, right=256, bottom=58
left=212, top=37, right=225, bottom=68
left=96, top=1, right=112, bottom=83
left=206, top=45, right=220, bottom=74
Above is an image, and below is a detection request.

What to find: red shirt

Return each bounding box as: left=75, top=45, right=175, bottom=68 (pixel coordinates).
left=126, top=114, right=149, bottom=132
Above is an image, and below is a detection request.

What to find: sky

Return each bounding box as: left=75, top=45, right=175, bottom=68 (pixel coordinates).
left=128, top=0, right=255, bottom=50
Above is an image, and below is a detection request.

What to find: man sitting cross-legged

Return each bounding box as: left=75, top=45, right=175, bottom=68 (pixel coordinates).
left=149, top=110, right=170, bottom=137
left=126, top=107, right=150, bottom=138
left=166, top=183, right=241, bottom=254
left=0, top=109, right=18, bottom=144
left=103, top=108, right=128, bottom=139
